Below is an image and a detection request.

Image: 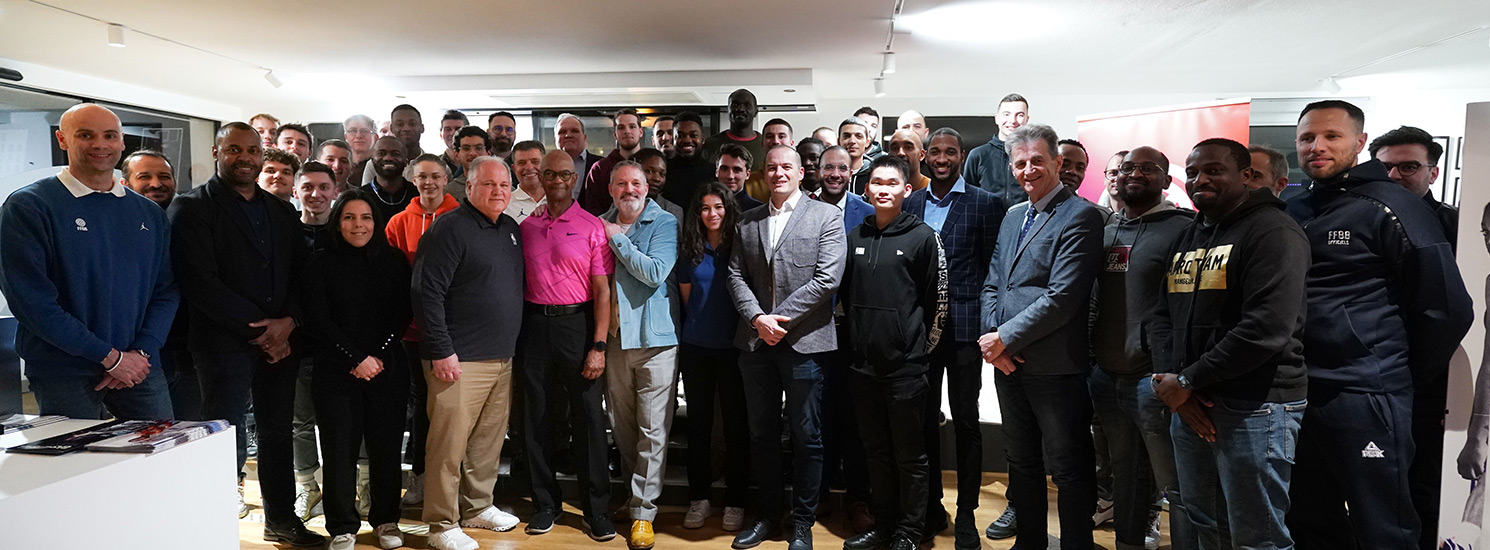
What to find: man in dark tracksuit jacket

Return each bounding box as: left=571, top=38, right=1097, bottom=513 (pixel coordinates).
left=1283, top=101, right=1474, bottom=549
left=1150, top=139, right=1312, bottom=550
left=841, top=155, right=949, bottom=550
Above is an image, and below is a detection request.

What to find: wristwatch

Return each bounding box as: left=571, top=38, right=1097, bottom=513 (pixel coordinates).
left=1176, top=373, right=1194, bottom=390
left=591, top=341, right=607, bottom=352
left=136, top=350, right=151, bottom=360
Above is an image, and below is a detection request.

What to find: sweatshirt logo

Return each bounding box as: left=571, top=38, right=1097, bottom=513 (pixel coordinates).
left=1362, top=441, right=1384, bottom=458
left=75, top=218, right=88, bottom=232
left=1166, top=245, right=1232, bottom=293
left=140, top=222, right=149, bottom=231
left=1328, top=230, right=1351, bottom=246
left=1106, top=245, right=1131, bottom=273
left=855, top=247, right=865, bottom=255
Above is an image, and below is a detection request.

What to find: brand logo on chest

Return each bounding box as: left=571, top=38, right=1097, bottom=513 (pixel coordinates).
left=1327, top=230, right=1351, bottom=246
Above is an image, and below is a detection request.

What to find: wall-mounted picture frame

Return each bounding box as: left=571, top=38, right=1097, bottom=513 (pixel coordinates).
left=1458, top=136, right=1465, bottom=171
left=1435, top=136, right=1452, bottom=189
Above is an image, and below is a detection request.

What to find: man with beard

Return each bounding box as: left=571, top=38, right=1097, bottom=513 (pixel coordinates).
left=1092, top=146, right=1195, bottom=550
left=168, top=122, right=319, bottom=545
left=816, top=145, right=872, bottom=225
left=1100, top=150, right=1128, bottom=213
left=251, top=113, right=279, bottom=149
left=1285, top=101, right=1473, bottom=550
left=651, top=115, right=676, bottom=158
left=634, top=147, right=683, bottom=220
left=839, top=118, right=872, bottom=194
left=506, top=140, right=548, bottom=224
left=717, top=144, right=763, bottom=212
left=887, top=128, right=931, bottom=191
left=438, top=110, right=469, bottom=177
left=359, top=136, right=415, bottom=231
left=557, top=113, right=603, bottom=189
left=964, top=94, right=1029, bottom=208
left=315, top=139, right=355, bottom=191
left=583, top=108, right=646, bottom=215
left=663, top=111, right=713, bottom=206
left=275, top=123, right=313, bottom=164
left=1246, top=145, right=1291, bottom=198
left=902, top=128, right=1002, bottom=550
left=796, top=137, right=826, bottom=196
left=445, top=126, right=490, bottom=203
left=487, top=111, right=518, bottom=161
left=599, top=161, right=680, bottom=550
left=123, top=149, right=176, bottom=208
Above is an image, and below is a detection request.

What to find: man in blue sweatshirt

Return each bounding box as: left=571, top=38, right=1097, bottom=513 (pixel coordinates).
left=1284, top=100, right=1473, bottom=550
left=0, top=103, right=178, bottom=420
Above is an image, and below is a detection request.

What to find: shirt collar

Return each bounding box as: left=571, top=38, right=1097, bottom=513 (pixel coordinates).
left=59, top=168, right=126, bottom=198
left=822, top=191, right=847, bottom=210
left=1029, top=185, right=1061, bottom=213
left=928, top=176, right=966, bottom=202
left=769, top=189, right=803, bottom=216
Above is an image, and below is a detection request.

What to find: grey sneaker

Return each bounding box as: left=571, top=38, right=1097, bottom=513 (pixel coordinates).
left=722, top=506, right=746, bottom=531
left=1144, top=509, right=1162, bottom=550
left=400, top=473, right=423, bottom=506
left=294, top=484, right=323, bottom=521
left=684, top=500, right=712, bottom=529
left=328, top=533, right=355, bottom=550
left=374, top=523, right=404, bottom=549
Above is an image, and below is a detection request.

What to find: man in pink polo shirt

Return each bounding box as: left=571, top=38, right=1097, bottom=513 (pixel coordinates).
left=518, top=149, right=617, bottom=542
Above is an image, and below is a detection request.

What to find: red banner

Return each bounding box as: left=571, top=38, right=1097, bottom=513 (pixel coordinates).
left=1075, top=99, right=1252, bottom=208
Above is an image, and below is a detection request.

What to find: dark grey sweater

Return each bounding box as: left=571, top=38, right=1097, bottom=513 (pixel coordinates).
left=411, top=202, right=525, bottom=361
left=1091, top=203, right=1193, bottom=376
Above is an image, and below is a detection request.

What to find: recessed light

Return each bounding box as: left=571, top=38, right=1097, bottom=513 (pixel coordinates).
left=783, top=88, right=796, bottom=93
left=107, top=24, right=125, bottom=47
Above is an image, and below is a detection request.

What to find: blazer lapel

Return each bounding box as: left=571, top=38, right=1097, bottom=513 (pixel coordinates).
left=1011, top=188, right=1071, bottom=268
left=771, top=198, right=810, bottom=257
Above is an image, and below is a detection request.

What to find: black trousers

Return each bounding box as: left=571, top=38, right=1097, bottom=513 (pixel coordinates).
left=679, top=343, right=751, bottom=506
left=852, top=370, right=930, bottom=541
left=161, top=348, right=204, bottom=420
left=196, top=349, right=301, bottom=524
left=994, top=369, right=1096, bottom=550
left=1411, top=369, right=1449, bottom=550
left=925, top=341, right=984, bottom=515
left=823, top=322, right=871, bottom=503
left=1288, top=387, right=1420, bottom=550
left=402, top=340, right=429, bottom=476
left=313, top=352, right=409, bottom=535
left=519, top=307, right=610, bottom=517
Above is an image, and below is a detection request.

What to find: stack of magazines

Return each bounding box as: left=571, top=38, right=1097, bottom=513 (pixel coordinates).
left=5, top=419, right=231, bottom=455
left=1, top=414, right=68, bottom=434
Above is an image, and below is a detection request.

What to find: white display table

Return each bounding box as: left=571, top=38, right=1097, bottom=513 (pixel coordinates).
left=0, top=418, right=238, bottom=549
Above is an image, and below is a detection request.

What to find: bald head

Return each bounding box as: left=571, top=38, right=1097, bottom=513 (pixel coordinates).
left=57, top=104, right=125, bottom=184
left=541, top=150, right=579, bottom=204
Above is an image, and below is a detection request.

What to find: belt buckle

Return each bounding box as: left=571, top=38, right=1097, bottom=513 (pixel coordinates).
left=544, top=304, right=566, bottom=316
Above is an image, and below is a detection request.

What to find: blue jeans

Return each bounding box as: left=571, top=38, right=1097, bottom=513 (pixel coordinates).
left=29, top=366, right=174, bottom=420
left=1134, top=375, right=1198, bottom=550
left=740, top=345, right=826, bottom=525
left=1171, top=397, right=1305, bottom=550
left=994, top=369, right=1095, bottom=550
left=1089, top=369, right=1158, bottom=550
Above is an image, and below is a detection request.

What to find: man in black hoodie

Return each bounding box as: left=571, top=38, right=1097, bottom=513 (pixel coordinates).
left=1091, top=146, right=1196, bottom=550
left=1284, top=101, right=1473, bottom=550
left=841, top=155, right=948, bottom=550
left=1149, top=138, right=1310, bottom=550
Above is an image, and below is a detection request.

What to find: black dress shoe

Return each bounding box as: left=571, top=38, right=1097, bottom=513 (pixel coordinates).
left=732, top=519, right=779, bottom=549
left=263, top=520, right=326, bottom=548
left=788, top=522, right=814, bottom=550
left=985, top=506, right=1016, bottom=540
left=955, top=510, right=981, bottom=550
left=889, top=535, right=920, bottom=550
left=844, top=528, right=893, bottom=550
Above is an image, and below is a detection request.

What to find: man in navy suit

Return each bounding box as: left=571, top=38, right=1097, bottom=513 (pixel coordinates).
left=979, top=124, right=1106, bottom=550
left=902, top=128, right=1002, bottom=549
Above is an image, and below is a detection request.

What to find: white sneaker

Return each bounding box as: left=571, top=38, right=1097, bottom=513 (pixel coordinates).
left=374, top=523, right=404, bottom=549
left=684, top=500, right=712, bottom=529
left=327, top=533, right=356, bottom=550
left=1144, top=510, right=1161, bottom=550
left=722, top=506, right=746, bottom=531
left=1093, top=497, right=1115, bottom=526
left=295, top=484, right=324, bottom=521
left=238, top=484, right=249, bottom=519
left=459, top=505, right=520, bottom=532
left=426, top=529, right=478, bottom=550
left=400, top=473, right=424, bottom=506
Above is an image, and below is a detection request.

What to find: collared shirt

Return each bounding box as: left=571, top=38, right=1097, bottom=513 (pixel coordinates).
left=821, top=191, right=848, bottom=211
left=520, top=201, right=614, bottom=305
left=572, top=151, right=588, bottom=181
left=1029, top=184, right=1060, bottom=213
left=767, top=189, right=803, bottom=251
left=924, top=176, right=966, bottom=233
left=504, top=185, right=546, bottom=225
left=58, top=168, right=126, bottom=198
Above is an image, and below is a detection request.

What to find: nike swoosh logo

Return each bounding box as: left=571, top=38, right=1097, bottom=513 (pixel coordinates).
left=566, top=232, right=578, bottom=236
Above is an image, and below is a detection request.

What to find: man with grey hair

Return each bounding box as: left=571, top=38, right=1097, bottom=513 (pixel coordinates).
left=557, top=113, right=602, bottom=187
left=599, top=160, right=680, bottom=549
left=979, top=123, right=1105, bottom=550
left=1246, top=145, right=1290, bottom=197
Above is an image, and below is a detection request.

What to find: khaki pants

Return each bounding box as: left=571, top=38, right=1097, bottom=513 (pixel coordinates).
left=422, top=358, right=513, bottom=534
left=605, top=340, right=678, bottom=521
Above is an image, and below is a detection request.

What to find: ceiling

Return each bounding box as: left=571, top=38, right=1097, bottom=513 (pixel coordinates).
left=1, top=0, right=1489, bottom=121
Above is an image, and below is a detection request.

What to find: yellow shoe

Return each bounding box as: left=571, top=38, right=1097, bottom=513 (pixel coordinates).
left=630, top=520, right=655, bottom=549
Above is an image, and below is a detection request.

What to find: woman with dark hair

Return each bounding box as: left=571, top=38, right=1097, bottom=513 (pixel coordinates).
left=302, top=191, right=413, bottom=550
left=676, top=181, right=752, bottom=531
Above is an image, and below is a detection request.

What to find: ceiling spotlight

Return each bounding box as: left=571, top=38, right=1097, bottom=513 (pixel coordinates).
left=107, top=23, right=125, bottom=47
left=264, top=70, right=283, bottom=88
left=874, top=78, right=886, bottom=98
left=1320, top=77, right=1341, bottom=94
left=882, top=52, right=897, bottom=75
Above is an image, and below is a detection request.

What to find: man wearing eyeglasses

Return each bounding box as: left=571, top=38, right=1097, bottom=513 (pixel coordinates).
left=1370, top=126, right=1456, bottom=253
left=518, top=150, right=617, bottom=541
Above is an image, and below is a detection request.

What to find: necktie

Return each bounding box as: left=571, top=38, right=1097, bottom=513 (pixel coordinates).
left=1016, top=206, right=1037, bottom=248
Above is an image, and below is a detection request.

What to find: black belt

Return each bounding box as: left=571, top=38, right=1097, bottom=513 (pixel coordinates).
left=525, top=301, right=589, bottom=317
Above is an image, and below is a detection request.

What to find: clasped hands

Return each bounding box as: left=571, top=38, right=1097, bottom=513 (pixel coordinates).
left=754, top=314, right=791, bottom=346
left=249, top=317, right=296, bottom=364
left=977, top=332, right=1024, bottom=374
left=1151, top=373, right=1217, bottom=442
left=96, top=348, right=152, bottom=390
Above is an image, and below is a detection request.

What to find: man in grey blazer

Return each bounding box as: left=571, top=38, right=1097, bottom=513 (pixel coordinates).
left=727, top=145, right=847, bottom=550
left=978, top=124, right=1106, bottom=550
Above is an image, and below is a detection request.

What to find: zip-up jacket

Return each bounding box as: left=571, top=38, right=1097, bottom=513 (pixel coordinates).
left=1149, top=189, right=1310, bottom=404
left=841, top=211, right=948, bottom=377
left=963, top=135, right=1025, bottom=209
left=1285, top=159, right=1473, bottom=393
left=1092, top=204, right=1194, bottom=376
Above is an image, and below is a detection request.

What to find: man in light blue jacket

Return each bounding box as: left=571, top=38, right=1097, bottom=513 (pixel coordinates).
left=599, top=161, right=679, bottom=550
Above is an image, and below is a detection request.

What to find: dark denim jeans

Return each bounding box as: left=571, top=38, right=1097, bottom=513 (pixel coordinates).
left=740, top=345, right=826, bottom=526
left=160, top=348, right=203, bottom=420
left=1172, top=397, right=1305, bottom=550
left=926, top=341, right=984, bottom=516
left=29, top=366, right=174, bottom=420
left=852, top=371, right=929, bottom=541
left=196, top=349, right=301, bottom=524
left=994, top=369, right=1096, bottom=550
left=1089, top=368, right=1158, bottom=550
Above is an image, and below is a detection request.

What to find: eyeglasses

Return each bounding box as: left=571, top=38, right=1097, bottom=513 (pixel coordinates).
left=1118, top=163, right=1166, bottom=176
left=1104, top=169, right=1121, bottom=179
left=345, top=128, right=374, bottom=136
left=1381, top=161, right=1430, bottom=176
left=413, top=173, right=447, bottom=182
left=542, top=170, right=577, bottom=181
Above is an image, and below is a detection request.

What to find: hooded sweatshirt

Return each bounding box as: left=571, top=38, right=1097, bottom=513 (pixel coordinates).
left=1285, top=159, right=1472, bottom=393
left=385, top=193, right=460, bottom=341
left=1149, top=188, right=1310, bottom=404
left=1092, top=203, right=1194, bottom=376
left=963, top=135, right=1025, bottom=209
left=841, top=211, right=948, bottom=378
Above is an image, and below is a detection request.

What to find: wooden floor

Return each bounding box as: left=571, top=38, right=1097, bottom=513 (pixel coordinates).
left=238, top=472, right=1167, bottom=549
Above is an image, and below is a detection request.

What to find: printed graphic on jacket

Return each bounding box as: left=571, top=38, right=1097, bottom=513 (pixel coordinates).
left=1167, top=244, right=1232, bottom=293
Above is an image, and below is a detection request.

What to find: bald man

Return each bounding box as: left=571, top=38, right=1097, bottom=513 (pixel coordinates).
left=887, top=128, right=932, bottom=191
left=0, top=103, right=179, bottom=421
